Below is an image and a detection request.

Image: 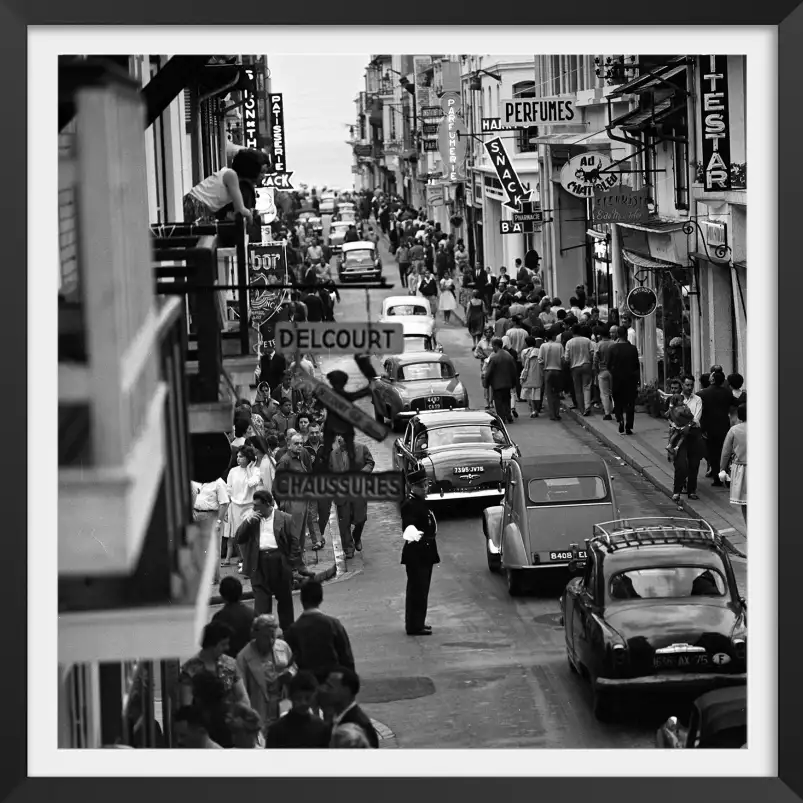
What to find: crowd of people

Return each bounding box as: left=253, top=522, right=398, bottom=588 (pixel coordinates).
left=176, top=579, right=379, bottom=749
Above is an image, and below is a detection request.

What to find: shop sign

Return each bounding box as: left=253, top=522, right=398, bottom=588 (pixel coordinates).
left=500, top=220, right=526, bottom=235
left=274, top=322, right=403, bottom=354
left=428, top=184, right=445, bottom=206
left=262, top=172, right=295, bottom=190
left=592, top=186, right=649, bottom=224
left=414, top=56, right=434, bottom=113
left=699, top=55, right=731, bottom=192
left=626, top=285, right=658, bottom=318
left=274, top=469, right=404, bottom=503
left=481, top=118, right=516, bottom=132
left=422, top=123, right=439, bottom=136
left=268, top=94, right=287, bottom=173
left=421, top=106, right=442, bottom=119
left=560, top=152, right=617, bottom=198
left=249, top=243, right=290, bottom=322
left=438, top=97, right=468, bottom=183
left=484, top=137, right=530, bottom=210
left=439, top=91, right=461, bottom=114
left=354, top=144, right=373, bottom=157
left=242, top=67, right=259, bottom=149
left=423, top=138, right=439, bottom=152
left=501, top=96, right=577, bottom=128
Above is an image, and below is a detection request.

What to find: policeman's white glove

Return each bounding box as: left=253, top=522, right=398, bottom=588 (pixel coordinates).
left=403, top=525, right=424, bottom=542
left=718, top=470, right=730, bottom=483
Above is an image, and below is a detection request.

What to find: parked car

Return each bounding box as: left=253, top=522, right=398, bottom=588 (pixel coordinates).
left=392, top=409, right=518, bottom=501
left=372, top=352, right=468, bottom=428
left=328, top=221, right=352, bottom=253
left=560, top=517, right=747, bottom=721
left=337, top=241, right=383, bottom=283
left=483, top=454, right=617, bottom=596
left=656, top=686, right=747, bottom=749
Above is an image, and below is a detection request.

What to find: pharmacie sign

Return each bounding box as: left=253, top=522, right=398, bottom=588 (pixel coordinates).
left=560, top=152, right=617, bottom=198
left=501, top=96, right=576, bottom=128
left=699, top=55, right=731, bottom=192
left=243, top=67, right=259, bottom=149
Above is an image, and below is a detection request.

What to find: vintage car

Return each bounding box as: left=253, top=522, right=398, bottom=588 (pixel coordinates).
left=656, top=686, right=747, bottom=749
left=372, top=352, right=468, bottom=428
left=379, top=295, right=433, bottom=325
left=320, top=194, right=337, bottom=215
left=560, top=518, right=747, bottom=721
left=337, top=241, right=383, bottom=282
left=392, top=409, right=519, bottom=501
left=399, top=317, right=442, bottom=354
left=483, top=454, right=617, bottom=596
left=328, top=221, right=352, bottom=253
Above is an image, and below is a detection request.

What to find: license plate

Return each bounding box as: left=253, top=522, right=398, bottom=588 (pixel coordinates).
left=427, top=396, right=442, bottom=409
left=548, top=550, right=587, bottom=561
left=453, top=466, right=484, bottom=475
left=653, top=654, right=710, bottom=669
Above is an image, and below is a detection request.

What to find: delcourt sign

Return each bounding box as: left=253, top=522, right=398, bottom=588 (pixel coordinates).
left=501, top=96, right=576, bottom=128
left=274, top=322, right=403, bottom=354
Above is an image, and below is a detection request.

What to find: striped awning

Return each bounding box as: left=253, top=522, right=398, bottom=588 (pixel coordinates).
left=623, top=249, right=680, bottom=269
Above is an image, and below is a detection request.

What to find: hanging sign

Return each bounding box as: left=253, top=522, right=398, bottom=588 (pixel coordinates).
left=422, top=123, right=439, bottom=136
left=699, top=55, right=731, bottom=192
left=423, top=139, right=439, bottom=152
left=265, top=93, right=294, bottom=190
left=420, top=106, right=442, bottom=119
left=438, top=97, right=468, bottom=183
left=414, top=56, right=434, bottom=114
left=274, top=469, right=404, bottom=503
left=560, top=152, right=617, bottom=198
left=255, top=187, right=278, bottom=224
left=249, top=243, right=290, bottom=323
left=481, top=118, right=516, bottom=133
left=626, top=286, right=658, bottom=318
left=501, top=96, right=577, bottom=128
left=484, top=137, right=530, bottom=210
left=500, top=221, right=525, bottom=235
left=439, top=91, right=461, bottom=114
left=274, top=322, right=404, bottom=354
left=242, top=67, right=259, bottom=149
left=262, top=172, right=295, bottom=190
left=592, top=186, right=649, bottom=224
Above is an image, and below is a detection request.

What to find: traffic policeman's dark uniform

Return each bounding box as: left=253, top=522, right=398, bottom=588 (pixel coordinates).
left=400, top=468, right=440, bottom=636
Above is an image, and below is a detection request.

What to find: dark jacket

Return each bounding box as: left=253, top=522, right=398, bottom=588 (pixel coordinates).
left=301, top=292, right=325, bottom=322
left=283, top=611, right=355, bottom=682
left=607, top=341, right=641, bottom=389
left=211, top=602, right=255, bottom=659
left=259, top=352, right=288, bottom=392
left=419, top=277, right=438, bottom=298
left=698, top=385, right=734, bottom=437
left=264, top=709, right=331, bottom=748
left=271, top=385, right=303, bottom=411
left=470, top=267, right=488, bottom=290
left=236, top=509, right=296, bottom=577
left=400, top=496, right=440, bottom=567
left=335, top=704, right=380, bottom=748
left=484, top=348, right=518, bottom=391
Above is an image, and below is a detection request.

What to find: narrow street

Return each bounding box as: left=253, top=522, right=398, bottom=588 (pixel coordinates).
left=293, top=237, right=748, bottom=749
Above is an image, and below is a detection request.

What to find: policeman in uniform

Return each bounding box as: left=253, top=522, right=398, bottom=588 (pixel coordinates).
left=400, top=468, right=440, bottom=636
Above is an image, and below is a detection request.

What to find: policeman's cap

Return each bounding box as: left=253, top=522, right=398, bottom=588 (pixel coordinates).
left=408, top=468, right=428, bottom=486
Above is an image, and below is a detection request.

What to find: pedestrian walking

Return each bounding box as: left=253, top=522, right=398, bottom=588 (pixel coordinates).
left=400, top=467, right=440, bottom=637
left=699, top=370, right=735, bottom=487
left=720, top=403, right=747, bottom=523
left=519, top=335, right=544, bottom=418
left=318, top=370, right=373, bottom=468
left=538, top=326, right=565, bottom=421
left=226, top=703, right=266, bottom=748
left=608, top=325, right=641, bottom=435
left=395, top=239, right=411, bottom=288
left=439, top=276, right=458, bottom=324
left=212, top=576, right=255, bottom=659
left=191, top=468, right=229, bottom=583
left=320, top=667, right=379, bottom=748
left=466, top=290, right=486, bottom=346
left=329, top=435, right=374, bottom=558
left=564, top=323, right=595, bottom=416
left=224, top=446, right=262, bottom=568
left=283, top=580, right=355, bottom=683
left=236, top=614, right=297, bottom=733
left=418, top=270, right=439, bottom=307
left=236, top=490, right=298, bottom=628
left=593, top=325, right=615, bottom=420
left=671, top=376, right=704, bottom=502
left=474, top=325, right=495, bottom=408
left=275, top=434, right=316, bottom=578
left=484, top=338, right=518, bottom=424
left=264, top=671, right=331, bottom=748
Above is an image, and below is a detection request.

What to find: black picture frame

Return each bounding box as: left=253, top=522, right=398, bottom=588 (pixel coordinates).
left=8, top=2, right=792, bottom=801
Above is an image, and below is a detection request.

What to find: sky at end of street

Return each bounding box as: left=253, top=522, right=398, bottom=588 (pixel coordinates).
left=267, top=54, right=369, bottom=191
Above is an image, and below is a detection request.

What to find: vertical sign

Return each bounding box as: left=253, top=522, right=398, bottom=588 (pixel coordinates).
left=249, top=242, right=290, bottom=331
left=438, top=96, right=468, bottom=183
left=699, top=55, right=731, bottom=192
left=413, top=56, right=434, bottom=116
left=268, top=94, right=287, bottom=174
left=243, top=67, right=259, bottom=149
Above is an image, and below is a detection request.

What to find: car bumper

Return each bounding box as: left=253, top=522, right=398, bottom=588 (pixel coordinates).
left=426, top=488, right=504, bottom=501
left=340, top=269, right=381, bottom=280
left=596, top=672, right=747, bottom=692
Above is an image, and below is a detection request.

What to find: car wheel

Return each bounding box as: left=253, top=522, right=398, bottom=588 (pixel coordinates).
left=506, top=568, right=524, bottom=597
left=592, top=682, right=615, bottom=722
left=486, top=541, right=501, bottom=574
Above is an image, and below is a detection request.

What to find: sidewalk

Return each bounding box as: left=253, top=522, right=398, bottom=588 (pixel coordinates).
left=562, top=404, right=747, bottom=559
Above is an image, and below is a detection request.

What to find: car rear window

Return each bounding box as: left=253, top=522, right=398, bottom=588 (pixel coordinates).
left=426, top=425, right=508, bottom=449
left=387, top=304, right=428, bottom=316
left=403, top=336, right=431, bottom=351
left=527, top=476, right=606, bottom=504
left=609, top=566, right=727, bottom=600
left=399, top=362, right=453, bottom=380
left=345, top=249, right=375, bottom=262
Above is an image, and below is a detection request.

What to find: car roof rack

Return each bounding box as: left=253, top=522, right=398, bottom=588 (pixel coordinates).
left=589, top=517, right=718, bottom=553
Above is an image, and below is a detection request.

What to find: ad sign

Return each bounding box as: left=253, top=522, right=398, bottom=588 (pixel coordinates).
left=248, top=243, right=290, bottom=325
left=274, top=470, right=405, bottom=503
left=242, top=67, right=259, bottom=149
left=592, top=186, right=649, bottom=224
left=699, top=55, right=731, bottom=192
left=268, top=94, right=287, bottom=173
left=438, top=96, right=468, bottom=183
left=501, top=96, right=577, bottom=128
left=560, top=152, right=617, bottom=198
left=414, top=56, right=434, bottom=114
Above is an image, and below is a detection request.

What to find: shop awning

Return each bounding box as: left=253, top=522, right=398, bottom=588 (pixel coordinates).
left=616, top=218, right=687, bottom=234
left=623, top=249, right=680, bottom=269
left=607, top=57, right=687, bottom=98
left=532, top=131, right=613, bottom=148
left=609, top=97, right=687, bottom=132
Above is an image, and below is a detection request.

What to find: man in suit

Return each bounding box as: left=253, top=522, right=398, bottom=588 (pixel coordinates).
left=400, top=467, right=440, bottom=636
left=258, top=344, right=287, bottom=392
left=483, top=337, right=519, bottom=424
left=698, top=370, right=733, bottom=488
left=607, top=324, right=641, bottom=435
left=320, top=666, right=379, bottom=748
left=271, top=371, right=303, bottom=410
left=329, top=435, right=375, bottom=558
left=236, top=490, right=298, bottom=629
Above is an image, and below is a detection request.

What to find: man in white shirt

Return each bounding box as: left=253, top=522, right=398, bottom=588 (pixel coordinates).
left=564, top=323, right=595, bottom=416
left=671, top=376, right=704, bottom=502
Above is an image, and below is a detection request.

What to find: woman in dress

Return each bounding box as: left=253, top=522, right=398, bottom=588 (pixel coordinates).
left=474, top=325, right=496, bottom=409
left=465, top=289, right=486, bottom=347
left=720, top=403, right=747, bottom=523
left=225, top=446, right=262, bottom=567
left=519, top=335, right=545, bottom=418
left=439, top=277, right=458, bottom=324
left=236, top=615, right=297, bottom=736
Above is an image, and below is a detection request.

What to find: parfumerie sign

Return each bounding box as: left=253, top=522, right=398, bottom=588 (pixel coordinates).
left=501, top=96, right=576, bottom=128
left=275, top=322, right=403, bottom=354
left=243, top=67, right=258, bottom=149
left=699, top=55, right=730, bottom=192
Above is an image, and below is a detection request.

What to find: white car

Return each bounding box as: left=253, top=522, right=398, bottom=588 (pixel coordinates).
left=399, top=316, right=442, bottom=353
left=328, top=221, right=352, bottom=253
left=380, top=295, right=433, bottom=323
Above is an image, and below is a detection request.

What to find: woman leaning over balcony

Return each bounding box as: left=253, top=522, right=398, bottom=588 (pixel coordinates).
left=225, top=446, right=262, bottom=569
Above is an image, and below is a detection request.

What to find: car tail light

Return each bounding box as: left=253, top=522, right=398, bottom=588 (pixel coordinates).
left=612, top=644, right=628, bottom=675
left=732, top=638, right=746, bottom=661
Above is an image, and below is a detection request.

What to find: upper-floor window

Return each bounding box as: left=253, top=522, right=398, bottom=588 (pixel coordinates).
left=512, top=82, right=538, bottom=153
